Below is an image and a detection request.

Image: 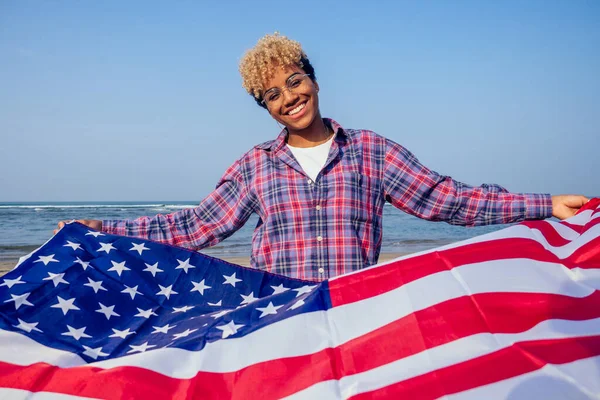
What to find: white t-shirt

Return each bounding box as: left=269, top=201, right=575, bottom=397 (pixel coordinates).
left=287, top=136, right=334, bottom=181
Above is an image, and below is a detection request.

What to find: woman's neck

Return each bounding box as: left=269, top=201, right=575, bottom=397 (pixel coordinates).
left=286, top=116, right=331, bottom=148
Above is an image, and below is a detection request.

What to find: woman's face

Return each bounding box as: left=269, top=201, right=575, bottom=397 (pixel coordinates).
left=262, top=64, right=320, bottom=131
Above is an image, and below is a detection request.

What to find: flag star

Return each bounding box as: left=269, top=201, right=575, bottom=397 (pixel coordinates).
left=156, top=284, right=178, bottom=300
left=271, top=284, right=290, bottom=295
left=84, top=277, right=107, bottom=293
left=85, top=230, right=105, bottom=238
left=127, top=342, right=156, bottom=354
left=96, top=302, right=119, bottom=320
left=190, top=279, right=211, bottom=295
left=152, top=324, right=176, bottom=334
left=107, top=260, right=130, bottom=276
left=82, top=345, right=108, bottom=360
left=63, top=240, right=81, bottom=251
left=289, top=299, right=305, bottom=310
left=4, top=292, right=33, bottom=310
left=130, top=242, right=150, bottom=255
left=223, top=272, right=242, bottom=287
left=97, top=242, right=116, bottom=254
left=173, top=328, right=198, bottom=340
left=33, top=254, right=59, bottom=266
left=143, top=262, right=163, bottom=277
left=240, top=292, right=258, bottom=305
left=62, top=325, right=92, bottom=341
left=207, top=300, right=222, bottom=307
left=216, top=320, right=244, bottom=339
left=172, top=305, right=194, bottom=313
left=74, top=257, right=91, bottom=270
left=13, top=318, right=42, bottom=333
left=256, top=302, right=283, bottom=318
left=211, top=309, right=233, bottom=319
left=1, top=275, right=25, bottom=288
left=121, top=285, right=142, bottom=300
left=43, top=272, right=69, bottom=287
left=292, top=285, right=317, bottom=298
left=110, top=328, right=135, bottom=339
left=134, top=307, right=157, bottom=319
left=175, top=258, right=196, bottom=273
left=51, top=296, right=80, bottom=315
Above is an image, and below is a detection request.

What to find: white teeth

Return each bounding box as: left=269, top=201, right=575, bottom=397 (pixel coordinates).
left=288, top=103, right=306, bottom=115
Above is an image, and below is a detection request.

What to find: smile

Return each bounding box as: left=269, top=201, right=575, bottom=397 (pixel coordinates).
left=287, top=102, right=306, bottom=116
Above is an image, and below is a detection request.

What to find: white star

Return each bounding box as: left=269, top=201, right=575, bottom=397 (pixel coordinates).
left=96, top=302, right=119, bottom=320
left=74, top=257, right=90, bottom=270
left=97, top=242, right=116, bottom=254
left=130, top=242, right=150, bottom=255
left=127, top=342, right=156, bottom=354
left=216, top=320, right=244, bottom=339
left=1, top=275, right=25, bottom=288
left=85, top=230, right=105, bottom=238
left=134, top=307, right=157, bottom=318
left=289, top=299, right=305, bottom=310
left=240, top=292, right=258, bottom=305
left=143, top=262, right=163, bottom=277
left=4, top=292, right=33, bottom=310
left=33, top=254, right=59, bottom=266
left=223, top=272, right=242, bottom=287
left=84, top=277, right=107, bottom=293
left=121, top=285, right=142, bottom=300
left=63, top=241, right=81, bottom=251
left=172, top=328, right=198, bottom=340
left=172, top=305, right=194, bottom=313
left=109, top=328, right=135, bottom=339
left=152, top=324, right=175, bottom=334
left=43, top=272, right=69, bottom=287
left=292, top=285, right=317, bottom=298
left=211, top=309, right=232, bottom=319
left=190, top=279, right=211, bottom=295
left=256, top=301, right=283, bottom=318
left=62, top=325, right=91, bottom=341
left=271, top=284, right=290, bottom=295
left=108, top=260, right=130, bottom=276
left=207, top=300, right=222, bottom=307
left=175, top=258, right=196, bottom=273
left=156, top=284, right=178, bottom=300
left=13, top=318, right=42, bottom=333
left=82, top=345, right=108, bottom=360
left=51, top=296, right=80, bottom=315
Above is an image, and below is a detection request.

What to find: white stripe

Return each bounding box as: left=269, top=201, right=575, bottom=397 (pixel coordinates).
left=563, top=209, right=597, bottom=226
left=444, top=355, right=600, bottom=400
left=287, top=319, right=600, bottom=399
left=0, top=388, right=98, bottom=400
left=1, top=259, right=597, bottom=377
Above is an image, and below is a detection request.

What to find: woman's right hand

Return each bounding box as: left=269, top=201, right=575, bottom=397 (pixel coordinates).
left=54, top=219, right=102, bottom=235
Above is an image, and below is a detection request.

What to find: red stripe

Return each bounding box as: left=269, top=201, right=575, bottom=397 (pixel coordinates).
left=520, top=220, right=572, bottom=247
left=330, top=235, right=600, bottom=307
left=350, top=335, right=600, bottom=400
left=2, top=291, right=599, bottom=399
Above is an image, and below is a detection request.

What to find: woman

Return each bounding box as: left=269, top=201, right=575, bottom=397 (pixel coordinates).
left=57, top=33, right=589, bottom=281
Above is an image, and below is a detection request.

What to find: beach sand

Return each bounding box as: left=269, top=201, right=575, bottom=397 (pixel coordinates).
left=0, top=253, right=408, bottom=277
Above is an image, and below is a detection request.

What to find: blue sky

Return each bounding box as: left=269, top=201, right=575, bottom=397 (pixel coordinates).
left=1, top=0, right=598, bottom=202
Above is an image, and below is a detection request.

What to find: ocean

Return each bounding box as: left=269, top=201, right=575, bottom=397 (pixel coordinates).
left=0, top=201, right=512, bottom=263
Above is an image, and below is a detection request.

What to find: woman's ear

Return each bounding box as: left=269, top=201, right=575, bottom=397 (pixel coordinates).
left=315, top=81, right=320, bottom=92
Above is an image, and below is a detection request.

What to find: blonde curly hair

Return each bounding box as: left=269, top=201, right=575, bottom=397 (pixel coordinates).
left=239, top=33, right=311, bottom=101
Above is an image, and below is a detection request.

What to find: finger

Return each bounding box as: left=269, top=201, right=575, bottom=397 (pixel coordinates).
left=58, top=221, right=65, bottom=229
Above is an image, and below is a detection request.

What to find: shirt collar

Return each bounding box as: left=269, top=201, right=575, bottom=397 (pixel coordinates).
left=256, top=118, right=348, bottom=152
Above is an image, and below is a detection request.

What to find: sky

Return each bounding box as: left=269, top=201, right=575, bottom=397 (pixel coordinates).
left=0, top=0, right=598, bottom=202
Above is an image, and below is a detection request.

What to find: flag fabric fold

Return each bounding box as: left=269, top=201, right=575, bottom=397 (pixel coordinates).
left=0, top=199, right=599, bottom=399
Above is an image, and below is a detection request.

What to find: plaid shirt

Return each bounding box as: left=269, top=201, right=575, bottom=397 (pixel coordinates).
left=103, top=119, right=552, bottom=281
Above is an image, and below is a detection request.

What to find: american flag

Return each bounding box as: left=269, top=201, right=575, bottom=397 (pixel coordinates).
left=0, top=199, right=599, bottom=399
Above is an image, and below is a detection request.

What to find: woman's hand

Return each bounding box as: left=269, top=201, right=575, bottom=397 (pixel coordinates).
left=54, top=219, right=102, bottom=235
left=551, top=195, right=590, bottom=220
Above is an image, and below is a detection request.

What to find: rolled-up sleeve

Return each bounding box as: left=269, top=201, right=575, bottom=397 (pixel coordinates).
left=382, top=139, right=553, bottom=226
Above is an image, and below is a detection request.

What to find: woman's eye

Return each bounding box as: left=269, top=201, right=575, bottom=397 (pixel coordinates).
left=289, top=79, right=302, bottom=88
left=268, top=93, right=280, bottom=102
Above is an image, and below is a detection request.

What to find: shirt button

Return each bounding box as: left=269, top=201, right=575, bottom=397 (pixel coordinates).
left=307, top=179, right=313, bottom=185
left=315, top=205, right=322, bottom=211
left=318, top=268, right=325, bottom=274
left=316, top=236, right=323, bottom=242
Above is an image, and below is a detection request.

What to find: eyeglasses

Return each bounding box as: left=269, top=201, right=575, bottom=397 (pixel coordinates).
left=262, top=74, right=311, bottom=107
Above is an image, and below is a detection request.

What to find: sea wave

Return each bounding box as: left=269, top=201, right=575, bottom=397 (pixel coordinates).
left=0, top=204, right=197, bottom=210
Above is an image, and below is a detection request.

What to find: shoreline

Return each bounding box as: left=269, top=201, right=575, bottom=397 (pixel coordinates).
left=0, top=252, right=409, bottom=277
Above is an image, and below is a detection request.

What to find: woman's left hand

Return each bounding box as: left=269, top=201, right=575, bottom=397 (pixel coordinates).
left=551, top=195, right=590, bottom=220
